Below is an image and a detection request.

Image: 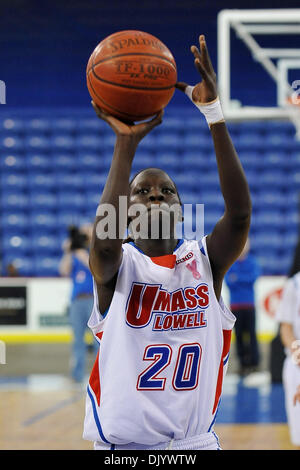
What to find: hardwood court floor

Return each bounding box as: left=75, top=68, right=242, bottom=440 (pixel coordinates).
left=0, top=343, right=296, bottom=451
left=0, top=376, right=295, bottom=451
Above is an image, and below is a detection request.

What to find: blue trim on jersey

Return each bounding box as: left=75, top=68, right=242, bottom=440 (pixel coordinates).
left=174, top=238, right=184, bottom=251
left=87, top=386, right=111, bottom=444
left=129, top=239, right=184, bottom=254
left=110, top=444, right=116, bottom=450
left=207, top=400, right=220, bottom=432
left=212, top=430, right=221, bottom=449
left=101, top=308, right=109, bottom=320
left=223, top=353, right=229, bottom=366
left=200, top=246, right=206, bottom=256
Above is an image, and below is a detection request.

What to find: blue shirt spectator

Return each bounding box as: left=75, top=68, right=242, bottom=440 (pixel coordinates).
left=225, top=252, right=261, bottom=308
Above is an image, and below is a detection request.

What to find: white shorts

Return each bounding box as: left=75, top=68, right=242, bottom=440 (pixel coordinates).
left=283, top=357, right=300, bottom=446
left=94, top=431, right=221, bottom=451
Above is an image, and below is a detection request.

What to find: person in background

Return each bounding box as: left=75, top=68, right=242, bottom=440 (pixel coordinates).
left=276, top=236, right=300, bottom=449
left=5, top=262, right=19, bottom=277
left=225, top=238, right=261, bottom=376
left=59, top=224, right=96, bottom=383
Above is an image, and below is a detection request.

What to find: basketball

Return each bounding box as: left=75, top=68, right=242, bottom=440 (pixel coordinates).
left=86, top=30, right=177, bottom=121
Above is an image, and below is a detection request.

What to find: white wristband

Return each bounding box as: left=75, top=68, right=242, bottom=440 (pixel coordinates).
left=185, top=85, right=225, bottom=127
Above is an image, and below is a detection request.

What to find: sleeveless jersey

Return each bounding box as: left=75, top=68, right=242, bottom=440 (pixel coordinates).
left=276, top=272, right=300, bottom=354
left=83, top=236, right=236, bottom=446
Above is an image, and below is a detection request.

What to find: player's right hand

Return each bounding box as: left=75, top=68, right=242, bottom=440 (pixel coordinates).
left=91, top=101, right=163, bottom=146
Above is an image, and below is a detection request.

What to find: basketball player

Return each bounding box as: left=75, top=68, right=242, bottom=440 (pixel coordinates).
left=83, top=35, right=251, bottom=450
left=276, top=271, right=300, bottom=449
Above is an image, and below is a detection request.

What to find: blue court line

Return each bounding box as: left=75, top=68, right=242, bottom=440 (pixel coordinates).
left=22, top=392, right=83, bottom=427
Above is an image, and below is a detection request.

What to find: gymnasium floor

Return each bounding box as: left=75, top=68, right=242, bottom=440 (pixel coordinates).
left=0, top=342, right=296, bottom=451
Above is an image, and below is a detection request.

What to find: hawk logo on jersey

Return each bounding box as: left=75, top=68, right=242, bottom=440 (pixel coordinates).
left=125, top=282, right=209, bottom=331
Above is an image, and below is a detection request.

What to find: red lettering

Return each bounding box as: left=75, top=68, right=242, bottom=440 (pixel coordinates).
left=186, top=313, right=195, bottom=328
left=162, top=315, right=173, bottom=330
left=196, top=284, right=209, bottom=307
left=199, top=311, right=207, bottom=326
left=185, top=288, right=198, bottom=309
left=154, top=290, right=170, bottom=312
left=153, top=314, right=163, bottom=330
left=126, top=284, right=159, bottom=327
left=172, top=314, right=187, bottom=329
left=171, top=290, right=186, bottom=312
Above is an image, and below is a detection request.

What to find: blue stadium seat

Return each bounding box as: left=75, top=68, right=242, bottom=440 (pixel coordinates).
left=259, top=169, right=286, bottom=189
left=0, top=154, right=26, bottom=172
left=75, top=134, right=102, bottom=151
left=25, top=135, right=50, bottom=151
left=56, top=173, right=85, bottom=192
left=29, top=192, right=57, bottom=211
left=56, top=211, right=83, bottom=230
left=262, top=151, right=291, bottom=171
left=26, top=153, right=52, bottom=172
left=51, top=153, right=76, bottom=172
left=33, top=256, right=60, bottom=276
left=235, top=133, right=265, bottom=151
left=257, top=190, right=286, bottom=210
left=235, top=121, right=265, bottom=134
left=25, top=118, right=51, bottom=134
left=265, top=120, right=294, bottom=135
left=238, top=151, right=264, bottom=171
left=1, top=213, right=28, bottom=233
left=57, top=193, right=85, bottom=210
left=180, top=152, right=213, bottom=172
left=29, top=212, right=57, bottom=233
left=76, top=153, right=102, bottom=172
left=28, top=173, right=56, bottom=192
left=155, top=133, right=182, bottom=149
left=1, top=193, right=29, bottom=212
left=250, top=231, right=282, bottom=251
left=181, top=132, right=212, bottom=151
left=50, top=135, right=74, bottom=151
left=76, top=118, right=105, bottom=133
left=2, top=255, right=34, bottom=277
left=137, top=133, right=157, bottom=151
left=284, top=210, right=299, bottom=231
left=263, top=133, right=288, bottom=149
left=51, top=118, right=77, bottom=133
left=2, top=234, right=32, bottom=255
left=135, top=151, right=157, bottom=168
left=31, top=234, right=59, bottom=255
left=180, top=191, right=198, bottom=205
left=0, top=118, right=24, bottom=134
left=254, top=210, right=283, bottom=229
left=0, top=135, right=24, bottom=151
left=1, top=174, right=27, bottom=193
left=287, top=170, right=300, bottom=190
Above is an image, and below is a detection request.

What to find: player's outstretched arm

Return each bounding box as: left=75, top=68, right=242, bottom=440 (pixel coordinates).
left=176, top=35, right=251, bottom=299
left=89, top=103, right=163, bottom=286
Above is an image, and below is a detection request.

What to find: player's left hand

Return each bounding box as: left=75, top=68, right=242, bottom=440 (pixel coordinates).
left=293, top=385, right=300, bottom=406
left=176, top=35, right=218, bottom=104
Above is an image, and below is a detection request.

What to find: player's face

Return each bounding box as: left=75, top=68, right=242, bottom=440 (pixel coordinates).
left=129, top=168, right=180, bottom=207
left=128, top=169, right=182, bottom=240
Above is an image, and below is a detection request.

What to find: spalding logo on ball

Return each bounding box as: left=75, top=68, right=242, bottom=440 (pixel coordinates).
left=86, top=30, right=177, bottom=122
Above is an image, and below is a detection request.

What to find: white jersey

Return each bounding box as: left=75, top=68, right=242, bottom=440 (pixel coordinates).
left=83, top=236, right=235, bottom=447
left=276, top=272, right=300, bottom=355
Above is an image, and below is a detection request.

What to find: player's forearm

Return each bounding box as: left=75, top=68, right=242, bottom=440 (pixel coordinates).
left=210, top=122, right=252, bottom=222
left=91, top=136, right=136, bottom=255
left=280, top=322, right=298, bottom=353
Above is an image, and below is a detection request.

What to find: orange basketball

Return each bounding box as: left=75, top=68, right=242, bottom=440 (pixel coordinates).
left=86, top=30, right=177, bottom=122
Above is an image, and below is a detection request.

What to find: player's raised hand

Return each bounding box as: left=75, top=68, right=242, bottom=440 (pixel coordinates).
left=91, top=101, right=163, bottom=146
left=176, top=35, right=218, bottom=104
